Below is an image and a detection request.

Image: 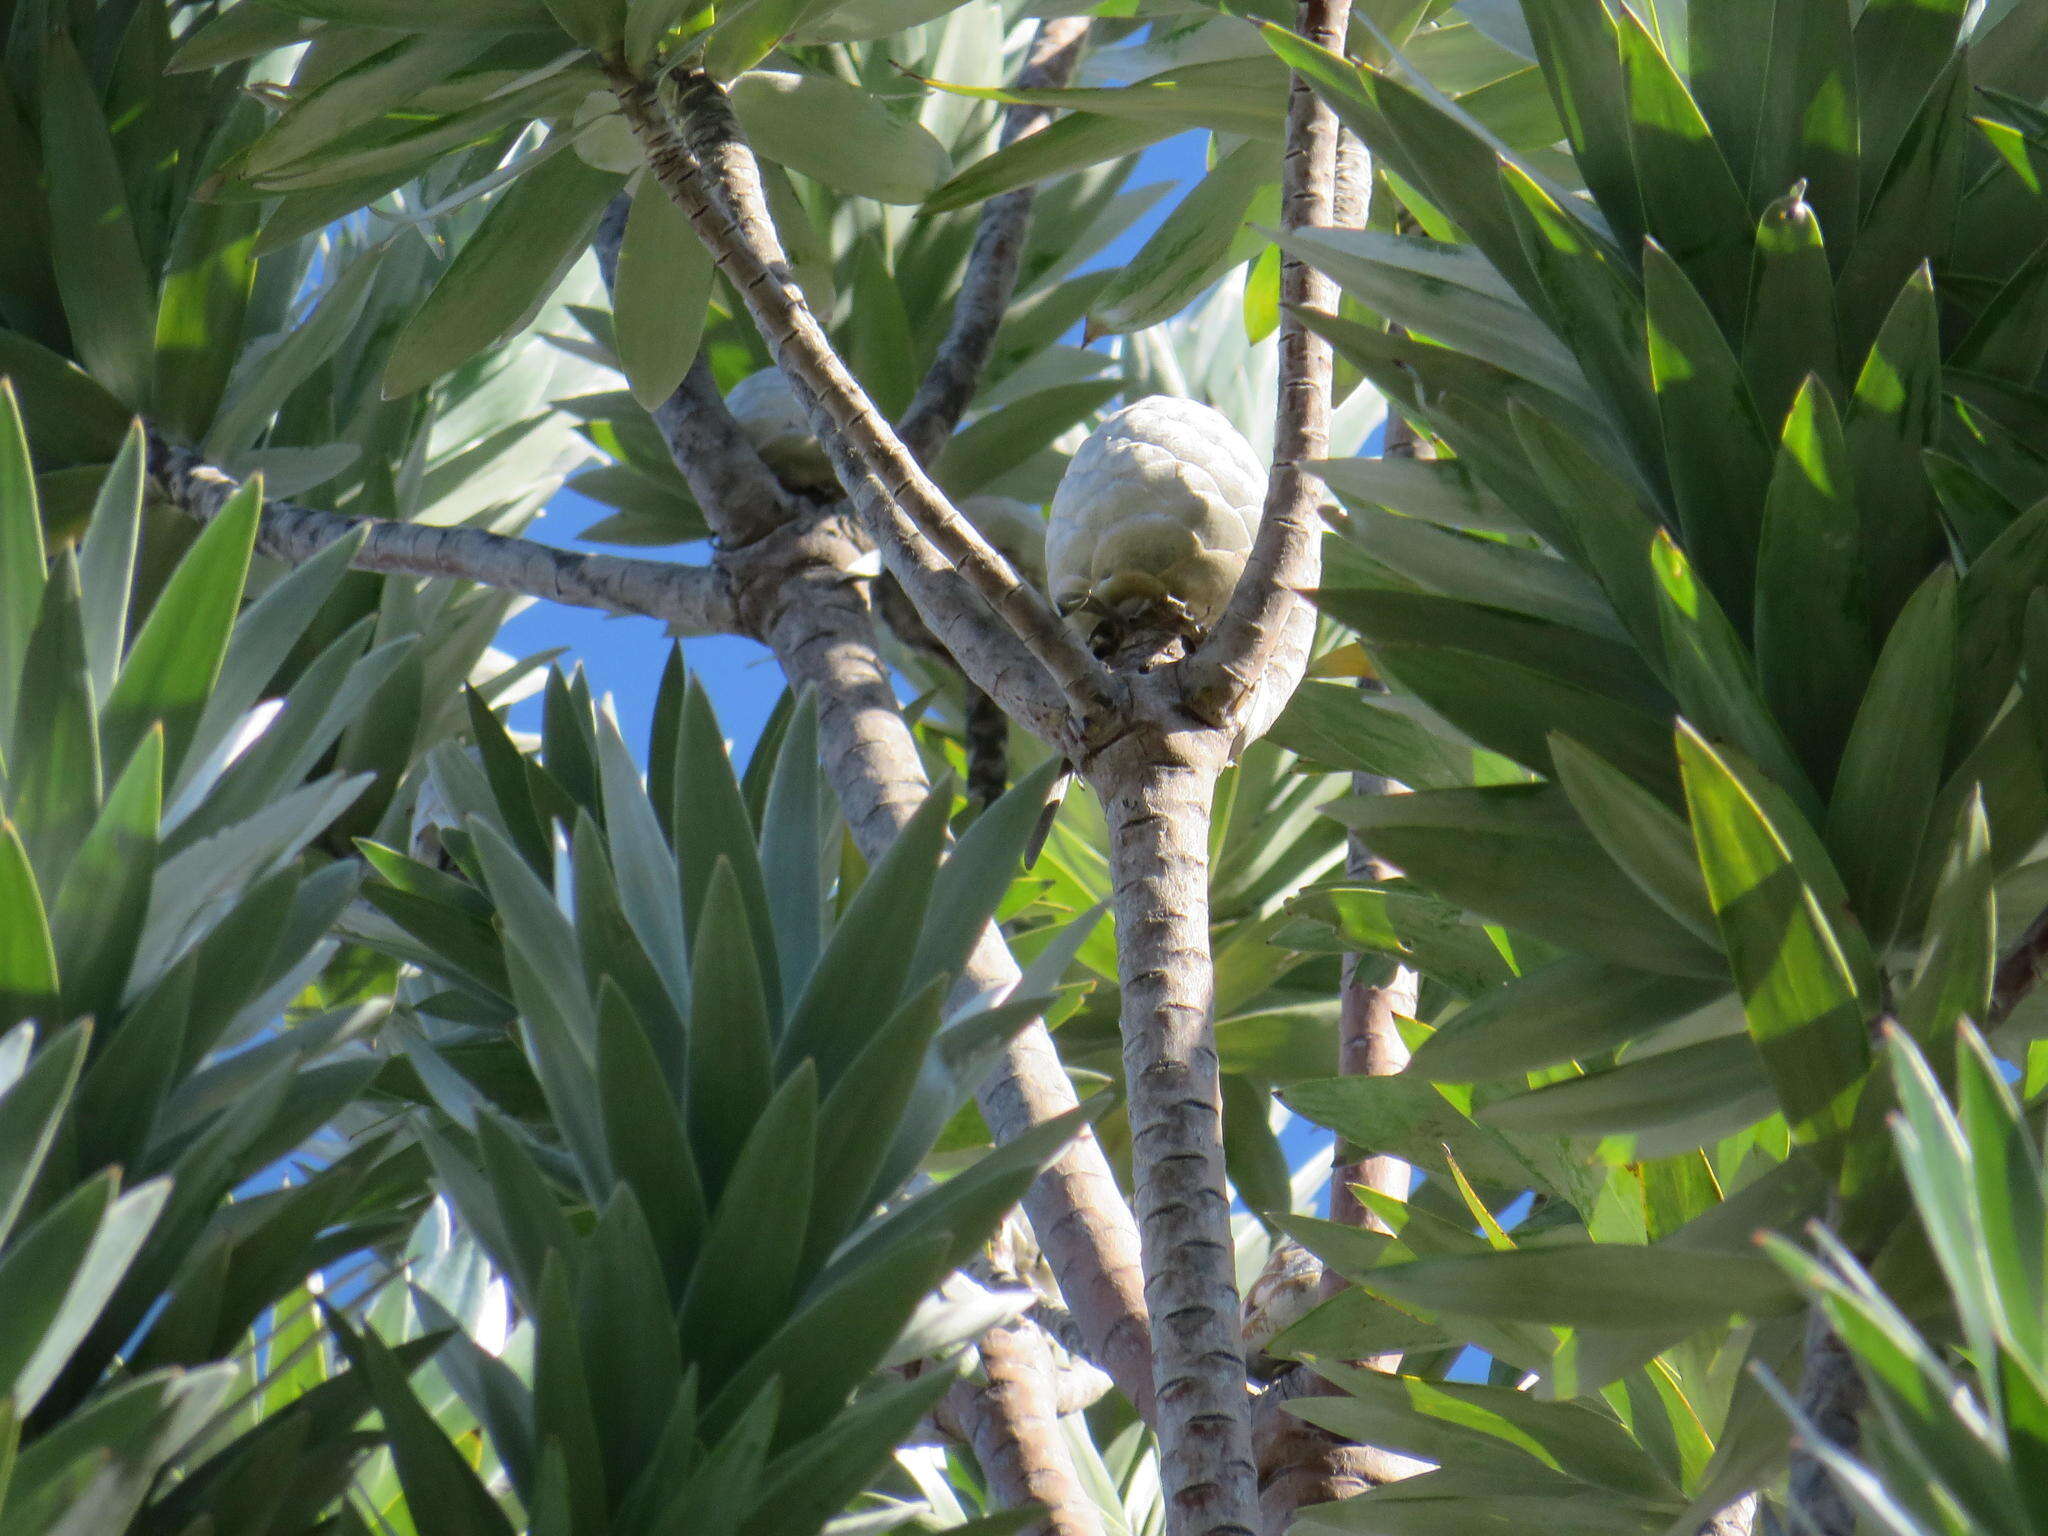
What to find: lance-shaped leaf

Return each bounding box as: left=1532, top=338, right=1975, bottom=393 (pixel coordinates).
left=728, top=71, right=951, bottom=205
left=616, top=172, right=713, bottom=410
left=1328, top=784, right=1725, bottom=978
left=1615, top=8, right=1751, bottom=328
left=1644, top=244, right=1773, bottom=630
left=383, top=148, right=621, bottom=399
left=1755, top=378, right=1870, bottom=789
left=1089, top=140, right=1272, bottom=336
left=1410, top=955, right=1728, bottom=1080
left=1678, top=723, right=1870, bottom=1174
left=1652, top=530, right=1819, bottom=825
left=1845, top=265, right=1944, bottom=634
left=1360, top=1240, right=1799, bottom=1330
left=1522, top=0, right=1644, bottom=257
left=1826, top=569, right=1956, bottom=945
left=39, top=34, right=156, bottom=409
left=1743, top=186, right=1839, bottom=438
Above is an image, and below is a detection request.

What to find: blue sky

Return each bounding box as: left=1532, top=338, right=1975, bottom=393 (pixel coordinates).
left=500, top=130, right=1211, bottom=754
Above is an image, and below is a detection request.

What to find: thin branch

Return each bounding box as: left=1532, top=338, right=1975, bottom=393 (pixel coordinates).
left=147, top=434, right=738, bottom=636
left=610, top=63, right=1120, bottom=739
left=593, top=194, right=797, bottom=547
left=1178, top=0, right=1350, bottom=728
left=896, top=15, right=1092, bottom=464
left=1992, top=903, right=2048, bottom=1023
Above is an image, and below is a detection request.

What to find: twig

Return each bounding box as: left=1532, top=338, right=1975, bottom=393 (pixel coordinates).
left=897, top=16, right=1092, bottom=464
left=147, top=433, right=738, bottom=635
left=610, top=64, right=1119, bottom=738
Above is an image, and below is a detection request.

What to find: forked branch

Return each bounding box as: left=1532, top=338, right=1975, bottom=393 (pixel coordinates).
left=609, top=64, right=1119, bottom=739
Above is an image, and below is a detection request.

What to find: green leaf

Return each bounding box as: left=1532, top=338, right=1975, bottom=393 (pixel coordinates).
left=50, top=729, right=160, bottom=1029
left=1956, top=498, right=2048, bottom=752
left=1086, top=140, right=1271, bottom=336
left=727, top=71, right=949, bottom=206
left=1280, top=225, right=1588, bottom=405
left=0, top=1022, right=88, bottom=1251
left=910, top=759, right=1062, bottom=998
left=1497, top=159, right=1662, bottom=480
left=1678, top=724, right=1870, bottom=1173
left=758, top=691, right=823, bottom=998
left=686, top=859, right=776, bottom=1194
left=152, top=103, right=264, bottom=442
left=259, top=0, right=557, bottom=29
left=779, top=782, right=948, bottom=1089
left=205, top=243, right=387, bottom=457
left=677, top=1063, right=816, bottom=1389
left=1, top=1176, right=167, bottom=1415
left=1361, top=1241, right=1797, bottom=1330
left=1293, top=1360, right=1678, bottom=1500
left=616, top=173, right=713, bottom=409
left=673, top=677, right=780, bottom=1016
left=1826, top=569, right=1956, bottom=945
left=1313, top=452, right=1520, bottom=535
left=1643, top=243, right=1773, bottom=629
left=383, top=148, right=621, bottom=398
left=100, top=477, right=261, bottom=783
left=325, top=1310, right=516, bottom=1536
left=1615, top=8, right=1751, bottom=328
left=1327, top=785, right=1725, bottom=978
left=1844, top=266, right=1944, bottom=633
left=594, top=707, right=689, bottom=1017
left=575, top=1188, right=682, bottom=1501
left=74, top=426, right=144, bottom=710
left=1481, top=1033, right=1775, bottom=1140
left=805, top=977, right=946, bottom=1268
left=928, top=57, right=1289, bottom=143
left=1897, top=794, right=1993, bottom=1050
left=541, top=0, right=627, bottom=49
left=1651, top=530, right=1819, bottom=824
left=1549, top=734, right=1718, bottom=944
left=933, top=380, right=1120, bottom=500
left=597, top=980, right=705, bottom=1297
left=721, top=1229, right=953, bottom=1447
left=1411, top=957, right=1727, bottom=1081
left=1853, top=0, right=1967, bottom=187
left=38, top=33, right=156, bottom=408
left=1835, top=59, right=1968, bottom=365
left=0, top=334, right=130, bottom=468
left=1743, top=187, right=1840, bottom=439
left=9, top=553, right=99, bottom=886
left=1755, top=379, right=1870, bottom=788
left=1522, top=0, right=1644, bottom=257
left=0, top=383, right=43, bottom=747
left=922, top=112, right=1171, bottom=214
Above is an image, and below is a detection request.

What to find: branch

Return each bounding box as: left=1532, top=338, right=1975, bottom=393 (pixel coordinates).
left=610, top=64, right=1120, bottom=740
left=1178, top=1, right=1350, bottom=729
left=731, top=515, right=1157, bottom=1420
left=896, top=15, right=1092, bottom=464
left=1992, top=903, right=2048, bottom=1024
left=1097, top=740, right=1261, bottom=1533
left=147, top=434, right=738, bottom=635
left=946, top=1303, right=1105, bottom=1536
left=593, top=194, right=797, bottom=547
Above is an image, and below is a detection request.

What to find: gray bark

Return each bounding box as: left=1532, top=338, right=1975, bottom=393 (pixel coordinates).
left=147, top=435, right=737, bottom=635
left=1095, top=721, right=1258, bottom=1536
left=611, top=65, right=1119, bottom=740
